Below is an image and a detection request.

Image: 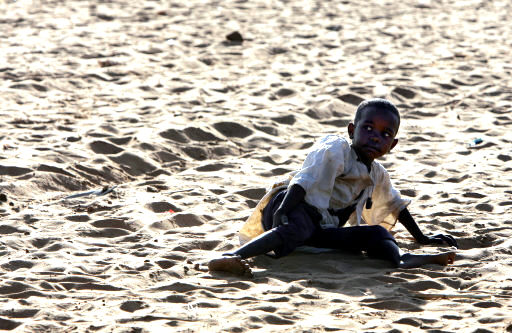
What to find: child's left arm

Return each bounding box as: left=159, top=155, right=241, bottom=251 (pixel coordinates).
left=398, top=208, right=458, bottom=248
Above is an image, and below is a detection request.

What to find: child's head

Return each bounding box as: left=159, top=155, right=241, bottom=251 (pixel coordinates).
left=354, top=99, right=400, bottom=129
left=348, top=98, right=400, bottom=166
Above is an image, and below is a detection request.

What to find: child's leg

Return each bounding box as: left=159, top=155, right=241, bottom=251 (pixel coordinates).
left=208, top=190, right=320, bottom=276
left=398, top=251, right=455, bottom=268
left=239, top=190, right=321, bottom=258
left=207, top=255, right=253, bottom=277
left=308, top=225, right=455, bottom=268
left=366, top=238, right=455, bottom=268
left=306, top=225, right=396, bottom=257
left=360, top=227, right=455, bottom=267
left=365, top=238, right=401, bottom=266
left=208, top=229, right=282, bottom=277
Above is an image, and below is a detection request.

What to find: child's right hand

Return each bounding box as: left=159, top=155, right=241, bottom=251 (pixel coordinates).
left=272, top=209, right=289, bottom=228
left=271, top=185, right=306, bottom=228
left=419, top=233, right=458, bottom=248
left=328, top=204, right=356, bottom=228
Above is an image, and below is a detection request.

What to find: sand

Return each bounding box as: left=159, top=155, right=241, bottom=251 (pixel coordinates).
left=1, top=0, right=511, bottom=331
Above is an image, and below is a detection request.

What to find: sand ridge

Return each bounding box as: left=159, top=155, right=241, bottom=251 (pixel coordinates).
left=1, top=0, right=512, bottom=331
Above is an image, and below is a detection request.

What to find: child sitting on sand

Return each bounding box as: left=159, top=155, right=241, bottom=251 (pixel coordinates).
left=209, top=98, right=458, bottom=277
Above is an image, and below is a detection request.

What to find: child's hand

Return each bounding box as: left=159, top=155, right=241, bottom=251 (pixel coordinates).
left=272, top=209, right=289, bottom=228
left=419, top=233, right=458, bottom=248
left=328, top=204, right=356, bottom=228
left=271, top=185, right=305, bottom=229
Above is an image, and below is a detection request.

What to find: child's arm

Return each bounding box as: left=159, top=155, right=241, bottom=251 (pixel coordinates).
left=272, top=184, right=306, bottom=228
left=398, top=208, right=458, bottom=247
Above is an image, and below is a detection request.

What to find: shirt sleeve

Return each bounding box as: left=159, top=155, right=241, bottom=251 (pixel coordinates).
left=362, top=164, right=410, bottom=230
left=289, top=135, right=347, bottom=210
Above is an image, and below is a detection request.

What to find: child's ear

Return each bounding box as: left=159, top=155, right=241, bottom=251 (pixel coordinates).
left=389, top=138, right=398, bottom=152
left=347, top=123, right=355, bottom=139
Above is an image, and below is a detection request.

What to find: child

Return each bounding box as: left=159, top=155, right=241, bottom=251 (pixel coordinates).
left=209, top=98, right=457, bottom=277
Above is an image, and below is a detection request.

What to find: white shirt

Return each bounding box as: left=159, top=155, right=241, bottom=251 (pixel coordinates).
left=239, top=135, right=410, bottom=244
left=289, top=134, right=409, bottom=228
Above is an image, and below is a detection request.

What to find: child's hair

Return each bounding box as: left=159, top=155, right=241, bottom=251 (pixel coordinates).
left=354, top=98, right=400, bottom=127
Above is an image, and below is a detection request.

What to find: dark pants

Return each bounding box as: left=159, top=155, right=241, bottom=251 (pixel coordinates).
left=262, top=190, right=400, bottom=265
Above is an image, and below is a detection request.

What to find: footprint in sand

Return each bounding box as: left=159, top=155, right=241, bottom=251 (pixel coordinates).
left=171, top=239, right=220, bottom=252
left=59, top=282, right=124, bottom=292
left=30, top=238, right=54, bottom=249
left=159, top=129, right=189, bottom=143
left=273, top=87, right=295, bottom=98
left=261, top=155, right=292, bottom=166
left=79, top=228, right=131, bottom=238
left=91, top=218, right=138, bottom=231
left=150, top=213, right=206, bottom=231
left=145, top=201, right=180, bottom=213
left=253, top=305, right=278, bottom=313
left=0, top=165, right=33, bottom=177
left=1, top=260, right=35, bottom=271
left=184, top=127, right=221, bottom=141
left=269, top=167, right=293, bottom=176
left=153, top=150, right=183, bottom=163
left=36, top=164, right=75, bottom=177
left=120, top=300, right=149, bottom=313
left=445, top=174, right=470, bottom=183
left=0, top=318, right=21, bottom=330
left=261, top=314, right=295, bottom=325
left=235, top=188, right=266, bottom=200
left=271, top=115, right=296, bottom=125
left=362, top=299, right=423, bottom=312
left=72, top=163, right=125, bottom=183
left=9, top=82, right=48, bottom=92
left=473, top=301, right=503, bottom=308
left=0, top=308, right=39, bottom=321
left=170, top=86, right=194, bottom=94
left=167, top=213, right=205, bottom=228
left=457, top=233, right=499, bottom=250
left=89, top=140, right=124, bottom=154
left=0, top=225, right=24, bottom=235
left=463, top=191, right=486, bottom=199
left=152, top=281, right=205, bottom=293
left=475, top=203, right=493, bottom=212
left=181, top=146, right=208, bottom=160
left=404, top=280, right=446, bottom=292
left=268, top=47, right=288, bottom=55
left=155, top=260, right=176, bottom=269
left=337, top=93, right=364, bottom=106
left=195, top=163, right=233, bottom=172
left=400, top=189, right=417, bottom=197
left=109, top=152, right=157, bottom=176
left=404, top=148, right=420, bottom=154
left=65, top=215, right=90, bottom=222
left=108, top=136, right=133, bottom=145
left=392, top=86, right=416, bottom=99
left=253, top=123, right=278, bottom=136
left=213, top=122, right=253, bottom=138
left=0, top=281, right=41, bottom=299
left=395, top=316, right=439, bottom=328
left=394, top=317, right=422, bottom=327
left=438, top=277, right=462, bottom=290
left=161, top=294, right=190, bottom=303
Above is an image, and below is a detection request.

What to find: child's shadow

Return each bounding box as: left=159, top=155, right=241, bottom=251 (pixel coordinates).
left=250, top=247, right=433, bottom=313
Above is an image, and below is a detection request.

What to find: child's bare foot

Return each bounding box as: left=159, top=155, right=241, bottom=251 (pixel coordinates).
left=399, top=251, right=456, bottom=268
left=208, top=255, right=253, bottom=277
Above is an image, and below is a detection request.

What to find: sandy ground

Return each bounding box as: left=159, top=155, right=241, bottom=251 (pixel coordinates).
left=1, top=0, right=512, bottom=332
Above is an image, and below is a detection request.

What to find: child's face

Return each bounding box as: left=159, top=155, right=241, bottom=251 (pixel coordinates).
left=347, top=106, right=399, bottom=165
